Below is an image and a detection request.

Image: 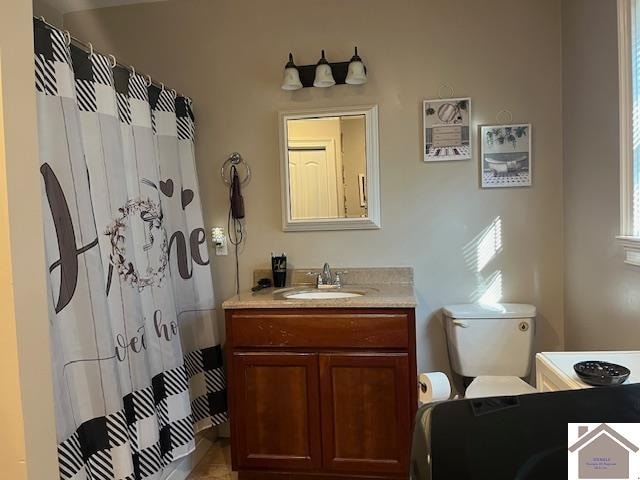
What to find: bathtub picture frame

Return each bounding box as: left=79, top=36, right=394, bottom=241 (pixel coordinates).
left=423, top=97, right=472, bottom=162
left=480, top=123, right=532, bottom=188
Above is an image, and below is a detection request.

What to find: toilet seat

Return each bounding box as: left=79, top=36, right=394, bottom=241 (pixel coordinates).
left=465, top=375, right=537, bottom=399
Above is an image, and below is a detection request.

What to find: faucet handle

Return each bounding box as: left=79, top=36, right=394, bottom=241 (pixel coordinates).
left=334, top=271, right=347, bottom=287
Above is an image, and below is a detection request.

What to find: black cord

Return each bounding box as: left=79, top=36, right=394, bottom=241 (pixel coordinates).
left=227, top=209, right=243, bottom=295
left=227, top=165, right=244, bottom=295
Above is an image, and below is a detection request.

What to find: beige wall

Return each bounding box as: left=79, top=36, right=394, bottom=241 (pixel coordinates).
left=287, top=116, right=366, bottom=218
left=32, top=0, right=64, bottom=28
left=287, top=118, right=342, bottom=168
left=287, top=117, right=345, bottom=217
left=65, top=0, right=565, bottom=374
left=562, top=0, right=640, bottom=350
left=341, top=116, right=367, bottom=217
left=0, top=1, right=57, bottom=479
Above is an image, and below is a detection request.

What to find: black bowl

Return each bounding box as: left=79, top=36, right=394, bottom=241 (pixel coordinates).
left=574, top=361, right=630, bottom=387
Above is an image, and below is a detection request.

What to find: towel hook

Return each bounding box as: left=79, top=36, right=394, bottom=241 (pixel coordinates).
left=108, top=54, right=117, bottom=69
left=88, top=42, right=94, bottom=57
left=145, top=75, right=152, bottom=87
left=221, top=152, right=251, bottom=186
left=64, top=30, right=72, bottom=46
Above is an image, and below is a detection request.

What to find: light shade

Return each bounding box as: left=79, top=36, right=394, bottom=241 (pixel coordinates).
left=281, top=53, right=302, bottom=91
left=313, top=50, right=335, bottom=88
left=346, top=47, right=367, bottom=85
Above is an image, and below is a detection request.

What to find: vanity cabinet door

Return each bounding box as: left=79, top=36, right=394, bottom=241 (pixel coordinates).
left=319, top=353, right=411, bottom=475
left=231, top=352, right=322, bottom=471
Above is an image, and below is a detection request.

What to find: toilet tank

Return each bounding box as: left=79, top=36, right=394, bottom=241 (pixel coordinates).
left=443, top=303, right=536, bottom=377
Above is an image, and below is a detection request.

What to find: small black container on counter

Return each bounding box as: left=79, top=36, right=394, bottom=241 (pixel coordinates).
left=573, top=361, right=631, bottom=387
left=271, top=253, right=287, bottom=287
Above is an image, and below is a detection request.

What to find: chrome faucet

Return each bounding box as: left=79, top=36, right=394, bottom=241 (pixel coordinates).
left=321, top=262, right=333, bottom=285
left=306, top=263, right=346, bottom=289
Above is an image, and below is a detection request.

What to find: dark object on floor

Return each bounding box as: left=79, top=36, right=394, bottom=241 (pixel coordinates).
left=411, top=384, right=640, bottom=480
left=251, top=278, right=272, bottom=292
left=573, top=360, right=630, bottom=386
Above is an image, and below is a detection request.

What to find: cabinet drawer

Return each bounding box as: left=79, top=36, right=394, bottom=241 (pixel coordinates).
left=228, top=309, right=410, bottom=349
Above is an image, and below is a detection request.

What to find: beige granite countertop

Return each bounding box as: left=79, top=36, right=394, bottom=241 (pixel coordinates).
left=222, top=284, right=417, bottom=309
left=223, top=267, right=416, bottom=309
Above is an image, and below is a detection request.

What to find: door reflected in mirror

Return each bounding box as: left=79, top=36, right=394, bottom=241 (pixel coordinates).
left=287, top=115, right=367, bottom=220
left=280, top=106, right=380, bottom=231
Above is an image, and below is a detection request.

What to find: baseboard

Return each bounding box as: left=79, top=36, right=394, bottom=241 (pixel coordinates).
left=164, top=435, right=213, bottom=480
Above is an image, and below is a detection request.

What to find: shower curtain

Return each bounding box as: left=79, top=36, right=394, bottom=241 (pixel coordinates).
left=34, top=19, right=227, bottom=480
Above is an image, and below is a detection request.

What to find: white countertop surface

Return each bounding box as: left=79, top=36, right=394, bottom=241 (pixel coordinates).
left=537, top=351, right=640, bottom=388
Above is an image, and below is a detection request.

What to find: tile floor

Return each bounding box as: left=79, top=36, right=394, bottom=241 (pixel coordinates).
left=186, top=438, right=238, bottom=479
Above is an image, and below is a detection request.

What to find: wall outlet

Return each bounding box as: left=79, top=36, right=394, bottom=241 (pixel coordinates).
left=215, top=239, right=228, bottom=256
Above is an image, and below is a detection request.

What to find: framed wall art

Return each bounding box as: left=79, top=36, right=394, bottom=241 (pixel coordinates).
left=480, top=124, right=532, bottom=188
left=423, top=97, right=471, bottom=162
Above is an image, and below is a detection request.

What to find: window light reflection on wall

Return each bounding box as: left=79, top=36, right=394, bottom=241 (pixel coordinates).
left=476, top=217, right=503, bottom=272
left=478, top=271, right=503, bottom=304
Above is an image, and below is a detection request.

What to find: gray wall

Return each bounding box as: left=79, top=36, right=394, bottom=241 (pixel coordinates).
left=562, top=0, right=640, bottom=350
left=64, top=0, right=565, bottom=374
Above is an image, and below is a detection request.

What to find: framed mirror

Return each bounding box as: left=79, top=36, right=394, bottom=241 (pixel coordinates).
left=279, top=105, right=380, bottom=231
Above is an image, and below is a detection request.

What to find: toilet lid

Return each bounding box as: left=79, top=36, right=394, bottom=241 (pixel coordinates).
left=465, top=376, right=537, bottom=399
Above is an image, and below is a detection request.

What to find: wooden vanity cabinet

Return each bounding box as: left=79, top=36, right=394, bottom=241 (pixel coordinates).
left=225, top=308, right=417, bottom=480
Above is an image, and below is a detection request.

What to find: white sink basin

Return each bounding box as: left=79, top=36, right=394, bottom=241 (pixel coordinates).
left=285, top=291, right=364, bottom=300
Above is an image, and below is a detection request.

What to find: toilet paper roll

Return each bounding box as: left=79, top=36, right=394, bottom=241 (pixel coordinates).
left=418, top=372, right=451, bottom=404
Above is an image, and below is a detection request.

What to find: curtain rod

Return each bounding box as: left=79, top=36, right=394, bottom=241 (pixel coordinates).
left=35, top=15, right=183, bottom=96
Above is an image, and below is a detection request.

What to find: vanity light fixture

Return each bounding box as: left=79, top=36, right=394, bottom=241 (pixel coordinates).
left=313, top=50, right=336, bottom=88
left=281, top=48, right=366, bottom=90
left=280, top=53, right=303, bottom=91
left=345, top=47, right=367, bottom=85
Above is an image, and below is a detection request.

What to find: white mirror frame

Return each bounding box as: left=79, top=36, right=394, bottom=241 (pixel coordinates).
left=279, top=105, right=381, bottom=232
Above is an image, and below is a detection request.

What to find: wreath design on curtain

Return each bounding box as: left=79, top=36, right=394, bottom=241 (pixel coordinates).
left=105, top=198, right=169, bottom=290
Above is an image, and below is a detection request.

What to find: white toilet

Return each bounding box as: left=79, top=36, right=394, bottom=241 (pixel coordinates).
left=443, top=303, right=538, bottom=398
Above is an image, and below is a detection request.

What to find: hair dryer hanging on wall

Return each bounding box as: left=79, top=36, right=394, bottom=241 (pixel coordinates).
left=221, top=152, right=249, bottom=219
left=221, top=152, right=250, bottom=294
left=230, top=168, right=245, bottom=219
